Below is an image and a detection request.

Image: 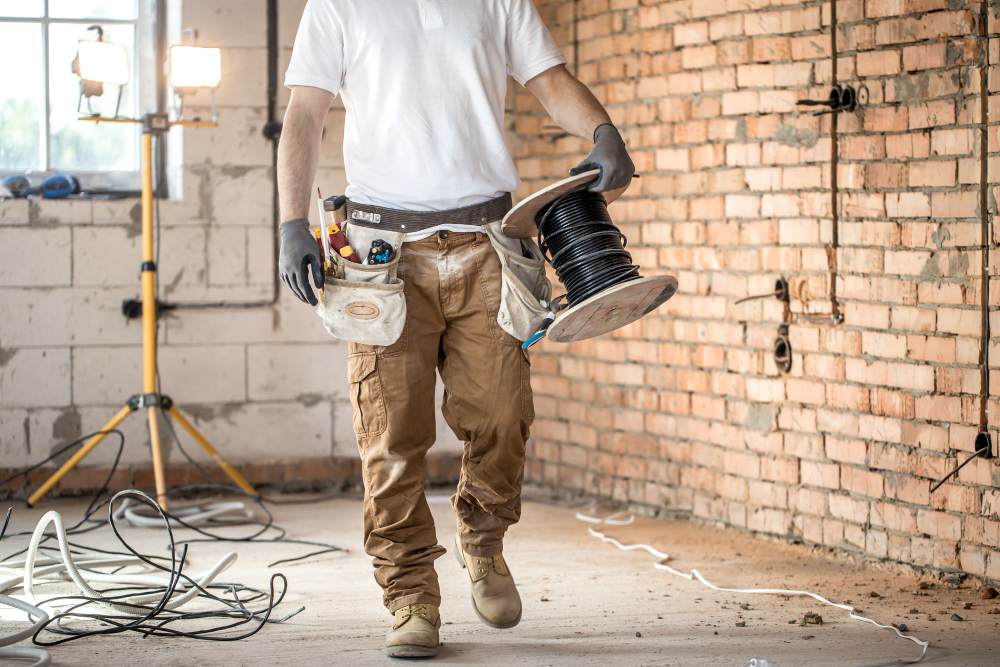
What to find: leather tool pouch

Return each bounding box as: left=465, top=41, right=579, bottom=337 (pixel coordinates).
left=484, top=220, right=553, bottom=341
left=316, top=226, right=406, bottom=347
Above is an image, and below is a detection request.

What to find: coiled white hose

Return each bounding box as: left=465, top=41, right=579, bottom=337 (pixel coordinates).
left=1, top=556, right=143, bottom=594
left=577, top=511, right=929, bottom=664
left=0, top=594, right=51, bottom=667
left=22, top=510, right=236, bottom=614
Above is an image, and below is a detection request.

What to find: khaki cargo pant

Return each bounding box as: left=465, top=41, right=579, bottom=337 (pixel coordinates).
left=346, top=229, right=534, bottom=613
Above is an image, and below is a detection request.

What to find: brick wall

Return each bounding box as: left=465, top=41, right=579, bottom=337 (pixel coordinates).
left=515, top=0, right=1000, bottom=579
left=0, top=0, right=461, bottom=491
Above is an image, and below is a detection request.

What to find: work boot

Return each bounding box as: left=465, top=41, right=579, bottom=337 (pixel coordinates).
left=385, top=604, right=441, bottom=659
left=453, top=535, right=522, bottom=628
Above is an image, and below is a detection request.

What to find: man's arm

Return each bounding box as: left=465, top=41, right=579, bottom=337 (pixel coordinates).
left=276, top=85, right=334, bottom=305
left=524, top=64, right=609, bottom=141
left=524, top=65, right=634, bottom=192
left=278, top=86, right=334, bottom=221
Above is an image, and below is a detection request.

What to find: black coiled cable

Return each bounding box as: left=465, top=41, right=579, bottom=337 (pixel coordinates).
left=536, top=188, right=640, bottom=306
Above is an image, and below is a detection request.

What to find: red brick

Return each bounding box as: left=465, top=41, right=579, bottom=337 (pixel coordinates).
left=857, top=50, right=901, bottom=77
left=902, top=42, right=946, bottom=71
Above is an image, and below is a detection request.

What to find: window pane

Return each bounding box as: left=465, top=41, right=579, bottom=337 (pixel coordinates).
left=49, top=0, right=137, bottom=20
left=49, top=23, right=138, bottom=172
left=0, top=23, right=44, bottom=170
left=0, top=1, right=43, bottom=18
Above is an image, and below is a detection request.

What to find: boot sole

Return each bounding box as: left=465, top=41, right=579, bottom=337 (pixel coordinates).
left=453, top=536, right=522, bottom=630
left=386, top=644, right=438, bottom=659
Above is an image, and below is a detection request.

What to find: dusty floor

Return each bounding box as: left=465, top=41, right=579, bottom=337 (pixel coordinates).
left=1, top=492, right=998, bottom=666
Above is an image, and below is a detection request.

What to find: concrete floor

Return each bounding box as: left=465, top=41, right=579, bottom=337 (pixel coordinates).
left=1, top=493, right=998, bottom=666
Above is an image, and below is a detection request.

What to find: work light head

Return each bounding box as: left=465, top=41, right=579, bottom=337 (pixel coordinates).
left=75, top=31, right=129, bottom=86
left=168, top=45, right=222, bottom=93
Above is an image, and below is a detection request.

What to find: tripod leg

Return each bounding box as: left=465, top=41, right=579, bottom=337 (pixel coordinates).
left=147, top=406, right=169, bottom=510
left=28, top=404, right=133, bottom=507
left=166, top=406, right=257, bottom=497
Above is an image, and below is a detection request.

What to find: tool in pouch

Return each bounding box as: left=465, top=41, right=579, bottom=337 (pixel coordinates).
left=483, top=220, right=555, bottom=348
left=313, top=190, right=406, bottom=347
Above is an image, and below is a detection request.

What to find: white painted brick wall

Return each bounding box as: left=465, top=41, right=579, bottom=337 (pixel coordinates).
left=0, top=0, right=462, bottom=483
left=0, top=228, right=72, bottom=286
left=0, top=349, right=71, bottom=408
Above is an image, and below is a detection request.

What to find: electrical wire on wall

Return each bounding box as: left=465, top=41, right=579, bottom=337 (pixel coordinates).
left=825, top=0, right=843, bottom=325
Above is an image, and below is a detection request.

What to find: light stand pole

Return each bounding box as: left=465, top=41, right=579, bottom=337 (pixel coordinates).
left=28, top=113, right=256, bottom=510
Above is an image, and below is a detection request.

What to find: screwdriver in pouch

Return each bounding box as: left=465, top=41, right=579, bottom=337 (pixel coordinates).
left=316, top=189, right=361, bottom=263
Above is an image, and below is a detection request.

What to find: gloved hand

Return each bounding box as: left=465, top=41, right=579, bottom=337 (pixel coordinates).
left=570, top=123, right=635, bottom=193
left=279, top=218, right=324, bottom=306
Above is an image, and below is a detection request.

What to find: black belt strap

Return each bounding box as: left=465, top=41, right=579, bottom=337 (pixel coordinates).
left=345, top=193, right=512, bottom=233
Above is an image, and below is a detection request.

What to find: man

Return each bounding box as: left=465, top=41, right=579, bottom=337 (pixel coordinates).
left=278, top=0, right=634, bottom=658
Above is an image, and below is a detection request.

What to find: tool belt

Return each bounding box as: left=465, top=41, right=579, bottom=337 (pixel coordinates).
left=317, top=192, right=552, bottom=346
left=344, top=193, right=513, bottom=233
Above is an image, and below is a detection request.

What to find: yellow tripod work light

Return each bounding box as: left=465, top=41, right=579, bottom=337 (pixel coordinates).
left=29, top=39, right=255, bottom=509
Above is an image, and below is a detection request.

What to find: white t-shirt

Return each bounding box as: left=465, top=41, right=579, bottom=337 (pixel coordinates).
left=285, top=0, right=565, bottom=223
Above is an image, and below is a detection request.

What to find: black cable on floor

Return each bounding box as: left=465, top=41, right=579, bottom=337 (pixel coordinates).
left=26, top=489, right=297, bottom=646
left=0, top=422, right=346, bottom=569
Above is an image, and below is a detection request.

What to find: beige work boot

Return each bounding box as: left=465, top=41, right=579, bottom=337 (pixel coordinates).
left=453, top=535, right=522, bottom=628
left=385, top=604, right=441, bottom=659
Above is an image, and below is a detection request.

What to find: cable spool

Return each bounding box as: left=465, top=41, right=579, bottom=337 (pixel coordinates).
left=502, top=169, right=677, bottom=343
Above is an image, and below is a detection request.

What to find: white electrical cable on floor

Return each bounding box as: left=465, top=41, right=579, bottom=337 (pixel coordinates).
left=0, top=594, right=51, bottom=667
left=1, top=556, right=144, bottom=594
left=114, top=499, right=254, bottom=528
left=0, top=488, right=302, bottom=652
left=20, top=510, right=236, bottom=615
left=577, top=510, right=929, bottom=664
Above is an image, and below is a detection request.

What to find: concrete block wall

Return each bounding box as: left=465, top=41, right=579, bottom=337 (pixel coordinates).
left=514, top=0, right=999, bottom=579
left=0, top=0, right=461, bottom=490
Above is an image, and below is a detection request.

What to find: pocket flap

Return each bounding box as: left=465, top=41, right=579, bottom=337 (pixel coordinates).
left=348, top=353, right=378, bottom=383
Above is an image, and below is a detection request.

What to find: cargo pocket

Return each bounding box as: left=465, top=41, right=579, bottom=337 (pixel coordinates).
left=484, top=221, right=554, bottom=341
left=316, top=227, right=407, bottom=347
left=347, top=353, right=387, bottom=437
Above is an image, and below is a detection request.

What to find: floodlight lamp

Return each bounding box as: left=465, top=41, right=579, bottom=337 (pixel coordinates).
left=77, top=39, right=130, bottom=86
left=169, top=46, right=222, bottom=91
left=72, top=26, right=128, bottom=118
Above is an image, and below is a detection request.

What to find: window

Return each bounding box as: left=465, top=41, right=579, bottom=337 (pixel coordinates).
left=0, top=1, right=160, bottom=192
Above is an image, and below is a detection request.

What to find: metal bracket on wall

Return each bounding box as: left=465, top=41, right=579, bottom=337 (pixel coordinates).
left=122, top=298, right=175, bottom=321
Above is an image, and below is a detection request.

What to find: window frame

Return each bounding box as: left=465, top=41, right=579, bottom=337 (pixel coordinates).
left=0, top=0, right=163, bottom=194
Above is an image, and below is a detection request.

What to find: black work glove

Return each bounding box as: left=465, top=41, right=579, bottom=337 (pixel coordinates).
left=279, top=218, right=324, bottom=306
left=569, top=123, right=635, bottom=193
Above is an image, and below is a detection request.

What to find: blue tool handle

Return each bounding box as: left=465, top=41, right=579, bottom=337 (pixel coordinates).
left=522, top=330, right=545, bottom=349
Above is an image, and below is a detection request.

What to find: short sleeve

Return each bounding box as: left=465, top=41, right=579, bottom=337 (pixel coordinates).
left=505, top=0, right=566, bottom=85
left=284, top=0, right=345, bottom=96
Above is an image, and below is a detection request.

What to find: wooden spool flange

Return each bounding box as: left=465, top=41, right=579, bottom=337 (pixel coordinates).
left=502, top=170, right=678, bottom=343
left=545, top=275, right=678, bottom=343
left=501, top=169, right=628, bottom=239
